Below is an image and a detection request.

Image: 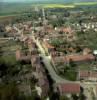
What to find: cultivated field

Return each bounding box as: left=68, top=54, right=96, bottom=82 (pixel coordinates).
left=75, top=2, right=97, bottom=6
left=43, top=4, right=75, bottom=8
left=42, top=2, right=97, bottom=8
left=0, top=1, right=97, bottom=19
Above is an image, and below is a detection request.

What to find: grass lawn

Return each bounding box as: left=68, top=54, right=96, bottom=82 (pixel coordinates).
left=0, top=40, right=21, bottom=51
left=0, top=14, right=20, bottom=18
left=60, top=70, right=77, bottom=81
left=0, top=40, right=21, bottom=65
left=78, top=63, right=92, bottom=70
left=0, top=13, right=30, bottom=20
left=0, top=55, right=17, bottom=66
left=1, top=45, right=21, bottom=51
left=78, top=61, right=97, bottom=71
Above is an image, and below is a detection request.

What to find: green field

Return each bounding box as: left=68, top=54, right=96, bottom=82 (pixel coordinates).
left=0, top=14, right=20, bottom=18
left=0, top=1, right=97, bottom=18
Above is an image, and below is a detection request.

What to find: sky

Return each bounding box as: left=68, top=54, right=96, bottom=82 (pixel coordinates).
left=1, top=0, right=47, bottom=2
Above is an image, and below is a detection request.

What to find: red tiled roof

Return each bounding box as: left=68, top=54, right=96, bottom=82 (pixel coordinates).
left=90, top=72, right=97, bottom=78
left=79, top=71, right=97, bottom=79
left=79, top=71, right=89, bottom=78
left=58, top=83, right=80, bottom=94
left=52, top=54, right=95, bottom=64
left=65, top=54, right=95, bottom=63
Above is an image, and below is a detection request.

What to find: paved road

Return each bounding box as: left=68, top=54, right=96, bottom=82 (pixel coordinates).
left=42, top=56, right=69, bottom=83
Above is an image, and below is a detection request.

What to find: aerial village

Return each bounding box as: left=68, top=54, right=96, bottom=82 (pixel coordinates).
left=0, top=5, right=97, bottom=100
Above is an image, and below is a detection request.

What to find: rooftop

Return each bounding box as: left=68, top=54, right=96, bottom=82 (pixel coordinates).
left=79, top=70, right=97, bottom=78
left=58, top=83, right=80, bottom=94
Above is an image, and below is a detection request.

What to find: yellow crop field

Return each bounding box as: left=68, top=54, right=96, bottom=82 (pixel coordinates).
left=75, top=2, right=97, bottom=6
left=43, top=4, right=75, bottom=8
left=41, top=2, right=97, bottom=9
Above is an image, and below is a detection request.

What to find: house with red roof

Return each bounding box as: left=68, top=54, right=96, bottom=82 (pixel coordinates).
left=64, top=54, right=95, bottom=63
left=51, top=54, right=95, bottom=66
left=79, top=70, right=97, bottom=81
left=57, top=83, right=80, bottom=96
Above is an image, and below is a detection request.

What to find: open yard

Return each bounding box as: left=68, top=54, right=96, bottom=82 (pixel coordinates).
left=0, top=40, right=22, bottom=56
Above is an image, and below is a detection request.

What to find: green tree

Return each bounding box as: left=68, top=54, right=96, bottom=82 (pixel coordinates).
left=0, top=83, right=19, bottom=100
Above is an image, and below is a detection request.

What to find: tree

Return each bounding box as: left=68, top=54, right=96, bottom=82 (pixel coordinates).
left=79, top=93, right=86, bottom=100
left=69, top=59, right=77, bottom=68
left=60, top=96, right=70, bottom=100
left=72, top=94, right=79, bottom=100
left=0, top=83, right=19, bottom=100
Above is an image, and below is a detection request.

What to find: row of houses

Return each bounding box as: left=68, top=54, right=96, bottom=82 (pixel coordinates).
left=51, top=54, right=95, bottom=66
left=42, top=35, right=93, bottom=54
left=41, top=39, right=96, bottom=65
left=5, top=21, right=33, bottom=38
left=33, top=24, right=76, bottom=42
